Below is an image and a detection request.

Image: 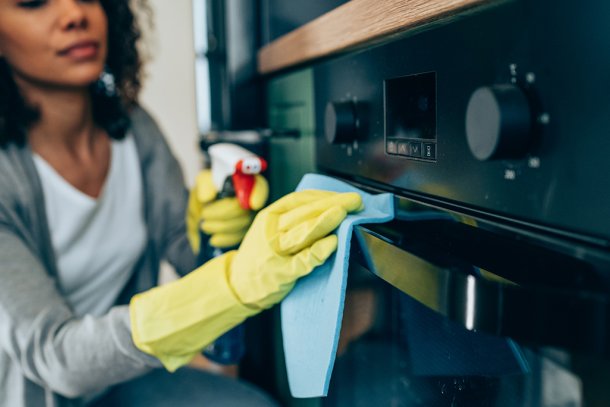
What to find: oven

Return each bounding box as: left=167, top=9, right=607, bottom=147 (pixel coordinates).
left=291, top=0, right=610, bottom=405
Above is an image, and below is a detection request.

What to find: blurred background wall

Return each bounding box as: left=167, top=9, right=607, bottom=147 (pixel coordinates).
left=137, top=0, right=201, bottom=282
left=138, top=0, right=201, bottom=187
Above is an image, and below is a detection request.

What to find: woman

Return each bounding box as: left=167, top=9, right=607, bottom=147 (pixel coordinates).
left=0, top=0, right=362, bottom=406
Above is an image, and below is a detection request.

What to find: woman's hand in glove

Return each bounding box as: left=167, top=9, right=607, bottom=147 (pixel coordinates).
left=186, top=169, right=268, bottom=252
left=227, top=189, right=363, bottom=310
left=131, top=189, right=362, bottom=371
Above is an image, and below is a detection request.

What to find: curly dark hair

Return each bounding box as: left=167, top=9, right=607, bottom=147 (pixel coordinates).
left=0, top=0, right=151, bottom=147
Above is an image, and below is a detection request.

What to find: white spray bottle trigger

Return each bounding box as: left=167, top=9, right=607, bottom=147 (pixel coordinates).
left=208, top=143, right=259, bottom=192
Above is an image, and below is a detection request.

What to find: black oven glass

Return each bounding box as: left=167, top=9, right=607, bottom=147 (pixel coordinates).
left=321, top=213, right=585, bottom=407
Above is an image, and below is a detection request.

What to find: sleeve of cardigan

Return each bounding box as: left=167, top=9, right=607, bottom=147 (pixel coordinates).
left=0, top=223, right=162, bottom=399
left=129, top=106, right=198, bottom=277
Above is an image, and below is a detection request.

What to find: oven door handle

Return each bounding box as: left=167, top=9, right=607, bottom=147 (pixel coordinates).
left=353, top=225, right=610, bottom=355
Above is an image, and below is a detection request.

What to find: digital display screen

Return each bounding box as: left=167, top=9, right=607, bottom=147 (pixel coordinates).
left=385, top=72, right=437, bottom=141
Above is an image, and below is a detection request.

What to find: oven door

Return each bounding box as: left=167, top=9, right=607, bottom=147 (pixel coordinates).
left=320, top=194, right=610, bottom=407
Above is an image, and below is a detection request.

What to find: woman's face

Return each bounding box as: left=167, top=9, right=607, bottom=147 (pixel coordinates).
left=0, top=0, right=108, bottom=90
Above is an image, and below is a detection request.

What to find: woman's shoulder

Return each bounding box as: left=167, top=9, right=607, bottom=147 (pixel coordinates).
left=129, top=104, right=156, bottom=126
left=129, top=105, right=164, bottom=140
left=0, top=148, right=12, bottom=195
left=128, top=105, right=173, bottom=155
left=0, top=142, right=32, bottom=210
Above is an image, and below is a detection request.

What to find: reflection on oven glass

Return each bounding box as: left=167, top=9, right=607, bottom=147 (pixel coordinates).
left=323, top=266, right=582, bottom=407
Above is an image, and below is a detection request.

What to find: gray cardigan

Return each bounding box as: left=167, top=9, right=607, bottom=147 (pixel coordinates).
left=0, top=107, right=197, bottom=406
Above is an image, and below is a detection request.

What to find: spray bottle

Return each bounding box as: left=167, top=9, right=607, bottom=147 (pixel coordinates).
left=199, top=143, right=268, bottom=365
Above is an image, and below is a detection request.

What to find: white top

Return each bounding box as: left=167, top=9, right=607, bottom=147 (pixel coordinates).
left=33, top=135, right=147, bottom=317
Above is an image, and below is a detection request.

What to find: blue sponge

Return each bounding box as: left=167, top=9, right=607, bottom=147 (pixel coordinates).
left=280, top=174, right=394, bottom=398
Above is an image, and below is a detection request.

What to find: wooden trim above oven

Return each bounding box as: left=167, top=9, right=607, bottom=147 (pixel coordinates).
left=257, top=0, right=498, bottom=75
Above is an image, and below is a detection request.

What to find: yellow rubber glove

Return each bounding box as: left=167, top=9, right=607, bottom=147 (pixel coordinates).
left=130, top=190, right=362, bottom=371
left=229, top=189, right=363, bottom=309
left=186, top=170, right=269, bottom=251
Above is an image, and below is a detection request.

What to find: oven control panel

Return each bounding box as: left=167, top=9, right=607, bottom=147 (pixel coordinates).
left=384, top=72, right=437, bottom=162
left=313, top=0, right=610, bottom=245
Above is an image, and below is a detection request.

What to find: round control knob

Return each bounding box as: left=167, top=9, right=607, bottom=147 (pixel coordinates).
left=325, top=101, right=358, bottom=144
left=465, top=85, right=532, bottom=161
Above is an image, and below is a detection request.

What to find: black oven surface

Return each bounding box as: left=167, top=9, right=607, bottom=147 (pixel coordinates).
left=314, top=0, right=610, bottom=246
left=306, top=1, right=610, bottom=404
